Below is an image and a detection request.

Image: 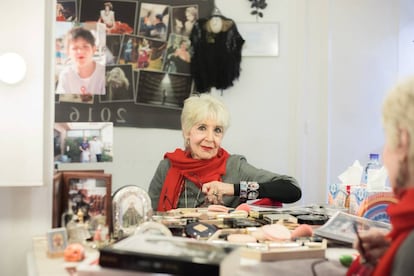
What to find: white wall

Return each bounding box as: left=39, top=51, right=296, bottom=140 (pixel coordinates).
left=328, top=0, right=399, bottom=187
left=0, top=0, right=409, bottom=275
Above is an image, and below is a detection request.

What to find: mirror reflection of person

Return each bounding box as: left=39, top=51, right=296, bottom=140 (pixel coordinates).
left=55, top=27, right=105, bottom=95
left=148, top=94, right=302, bottom=211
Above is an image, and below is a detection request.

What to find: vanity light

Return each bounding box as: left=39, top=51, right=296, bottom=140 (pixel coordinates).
left=0, top=52, right=27, bottom=85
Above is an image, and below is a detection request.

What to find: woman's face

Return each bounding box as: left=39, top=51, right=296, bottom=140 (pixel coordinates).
left=186, top=119, right=224, bottom=160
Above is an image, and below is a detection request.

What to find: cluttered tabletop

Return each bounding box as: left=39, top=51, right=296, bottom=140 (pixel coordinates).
left=30, top=204, right=366, bottom=276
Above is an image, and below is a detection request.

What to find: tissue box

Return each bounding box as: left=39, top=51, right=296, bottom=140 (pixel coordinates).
left=328, top=183, right=348, bottom=208
left=349, top=185, right=397, bottom=223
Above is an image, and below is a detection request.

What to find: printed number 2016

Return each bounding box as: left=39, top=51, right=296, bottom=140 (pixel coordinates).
left=69, top=107, right=127, bottom=123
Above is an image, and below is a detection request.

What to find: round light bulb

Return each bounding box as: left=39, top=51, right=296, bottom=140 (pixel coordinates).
left=0, top=52, right=27, bottom=84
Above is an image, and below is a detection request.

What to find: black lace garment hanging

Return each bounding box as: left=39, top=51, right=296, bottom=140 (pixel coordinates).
left=189, top=14, right=245, bottom=93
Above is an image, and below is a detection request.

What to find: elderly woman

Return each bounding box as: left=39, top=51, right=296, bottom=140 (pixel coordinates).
left=148, top=94, right=301, bottom=211
left=347, top=76, right=414, bottom=276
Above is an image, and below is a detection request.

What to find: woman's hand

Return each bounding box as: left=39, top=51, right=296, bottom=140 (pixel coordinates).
left=354, top=227, right=390, bottom=264
left=202, top=181, right=234, bottom=205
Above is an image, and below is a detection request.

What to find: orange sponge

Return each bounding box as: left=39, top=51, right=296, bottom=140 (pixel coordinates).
left=290, top=224, right=314, bottom=240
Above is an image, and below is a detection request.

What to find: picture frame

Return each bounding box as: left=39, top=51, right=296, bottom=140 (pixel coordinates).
left=237, top=22, right=280, bottom=57
left=61, top=171, right=112, bottom=234
left=46, top=227, right=68, bottom=257
left=112, top=185, right=153, bottom=239
left=52, top=171, right=64, bottom=228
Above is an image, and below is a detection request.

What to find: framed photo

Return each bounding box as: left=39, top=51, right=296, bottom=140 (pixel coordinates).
left=112, top=185, right=153, bottom=238
left=62, top=171, right=112, bottom=233
left=46, top=227, right=68, bottom=257
left=237, top=22, right=279, bottom=56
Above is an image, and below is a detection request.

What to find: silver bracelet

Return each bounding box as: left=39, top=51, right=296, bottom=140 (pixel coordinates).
left=247, top=181, right=259, bottom=200
left=240, top=181, right=248, bottom=201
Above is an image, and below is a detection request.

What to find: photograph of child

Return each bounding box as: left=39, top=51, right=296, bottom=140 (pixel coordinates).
left=55, top=22, right=106, bottom=96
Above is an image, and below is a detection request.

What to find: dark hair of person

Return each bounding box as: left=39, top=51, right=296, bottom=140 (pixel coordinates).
left=67, top=27, right=96, bottom=47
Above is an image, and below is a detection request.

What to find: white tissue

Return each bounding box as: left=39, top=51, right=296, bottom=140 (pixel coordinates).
left=338, top=160, right=363, bottom=185
left=366, top=166, right=389, bottom=191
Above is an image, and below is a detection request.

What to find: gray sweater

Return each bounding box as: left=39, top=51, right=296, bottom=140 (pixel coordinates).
left=148, top=154, right=301, bottom=210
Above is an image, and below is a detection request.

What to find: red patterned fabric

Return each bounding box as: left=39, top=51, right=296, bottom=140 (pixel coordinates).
left=157, top=148, right=229, bottom=211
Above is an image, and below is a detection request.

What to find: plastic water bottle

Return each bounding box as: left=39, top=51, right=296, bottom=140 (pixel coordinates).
left=361, top=153, right=381, bottom=184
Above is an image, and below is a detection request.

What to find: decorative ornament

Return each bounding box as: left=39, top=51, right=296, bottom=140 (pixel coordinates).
left=248, top=0, right=268, bottom=19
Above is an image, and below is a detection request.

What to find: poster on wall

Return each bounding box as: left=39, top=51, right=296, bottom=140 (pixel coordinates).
left=54, top=0, right=214, bottom=130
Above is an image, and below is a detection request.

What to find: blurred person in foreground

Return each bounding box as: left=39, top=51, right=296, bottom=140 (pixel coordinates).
left=148, top=93, right=301, bottom=211
left=348, top=76, right=414, bottom=276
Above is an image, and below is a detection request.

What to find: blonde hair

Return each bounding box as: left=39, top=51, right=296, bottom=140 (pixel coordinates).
left=382, top=76, right=414, bottom=164
left=106, top=67, right=129, bottom=89
left=181, top=93, right=230, bottom=140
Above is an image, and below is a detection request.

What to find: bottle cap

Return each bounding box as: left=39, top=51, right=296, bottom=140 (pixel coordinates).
left=369, top=153, right=379, bottom=160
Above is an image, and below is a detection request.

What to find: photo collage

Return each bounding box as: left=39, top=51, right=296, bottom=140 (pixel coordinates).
left=55, top=0, right=202, bottom=109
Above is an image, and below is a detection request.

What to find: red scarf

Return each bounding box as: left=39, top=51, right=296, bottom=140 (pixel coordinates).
left=347, top=188, right=414, bottom=276
left=157, top=148, right=229, bottom=211
left=372, top=187, right=414, bottom=276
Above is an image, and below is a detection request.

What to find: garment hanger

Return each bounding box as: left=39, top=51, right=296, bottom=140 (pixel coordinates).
left=211, top=6, right=222, bottom=17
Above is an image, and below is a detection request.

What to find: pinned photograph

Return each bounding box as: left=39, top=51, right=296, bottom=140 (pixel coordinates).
left=56, top=0, right=77, bottom=22
left=101, top=64, right=135, bottom=102
left=138, top=2, right=169, bottom=41
left=79, top=0, right=137, bottom=35
left=135, top=71, right=192, bottom=109
left=54, top=22, right=106, bottom=96
left=54, top=122, right=113, bottom=164
left=171, top=5, right=198, bottom=37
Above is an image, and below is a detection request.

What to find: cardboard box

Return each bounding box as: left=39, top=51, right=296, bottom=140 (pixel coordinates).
left=327, top=183, right=348, bottom=208
left=349, top=185, right=397, bottom=223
